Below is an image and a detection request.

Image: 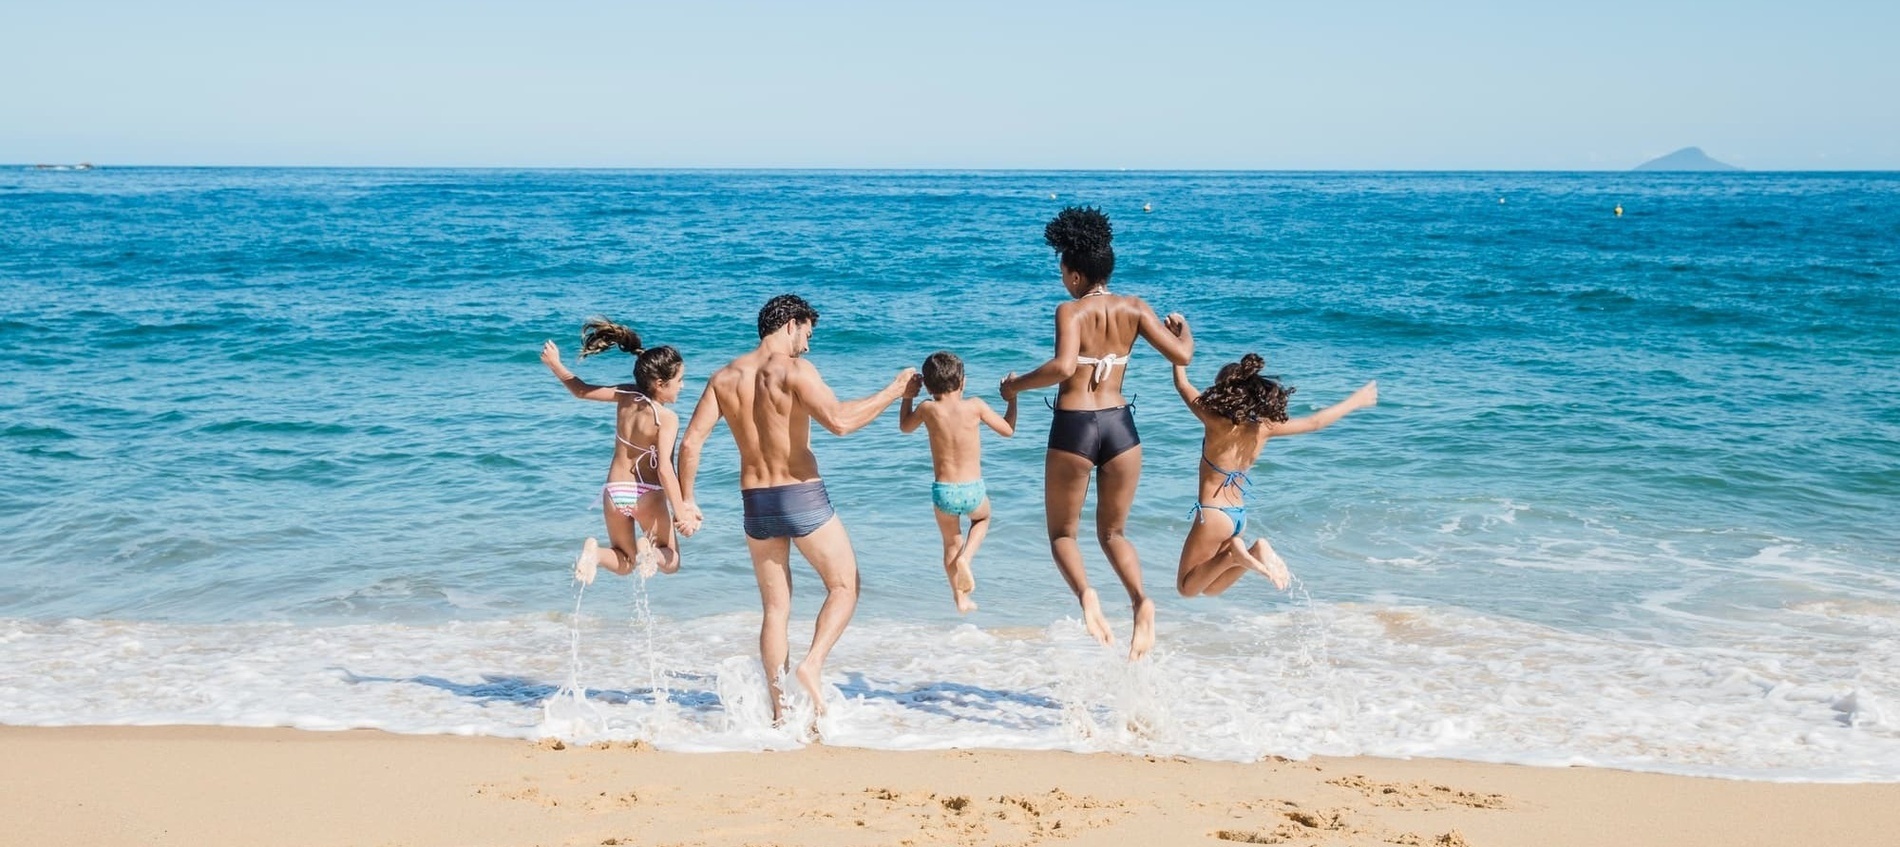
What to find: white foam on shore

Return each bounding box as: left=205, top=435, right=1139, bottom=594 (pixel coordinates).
left=3, top=602, right=1897, bottom=782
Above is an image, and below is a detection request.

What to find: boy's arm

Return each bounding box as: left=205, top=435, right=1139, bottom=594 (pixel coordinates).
left=792, top=361, right=915, bottom=436
left=674, top=378, right=723, bottom=528
left=652, top=409, right=696, bottom=535
left=977, top=398, right=1016, bottom=438
left=1270, top=381, right=1379, bottom=437
left=1136, top=304, right=1194, bottom=366
left=898, top=374, right=924, bottom=433
left=541, top=340, right=619, bottom=401
left=1001, top=308, right=1080, bottom=395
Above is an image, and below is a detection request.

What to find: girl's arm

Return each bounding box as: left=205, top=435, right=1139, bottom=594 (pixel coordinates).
left=1001, top=307, right=1081, bottom=396
left=1136, top=304, right=1194, bottom=366
left=1172, top=362, right=1201, bottom=405
left=898, top=374, right=924, bottom=433
left=541, top=341, right=619, bottom=401
left=652, top=409, right=696, bottom=535
left=978, top=397, right=1016, bottom=438
left=1270, top=381, right=1379, bottom=437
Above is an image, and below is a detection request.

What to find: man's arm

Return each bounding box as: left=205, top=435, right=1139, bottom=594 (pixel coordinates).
left=674, top=377, right=724, bottom=525
left=1270, top=381, right=1378, bottom=437
left=791, top=361, right=915, bottom=436
left=1001, top=308, right=1080, bottom=396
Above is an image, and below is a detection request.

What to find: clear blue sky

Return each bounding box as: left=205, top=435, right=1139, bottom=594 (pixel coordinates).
left=3, top=0, right=1895, bottom=169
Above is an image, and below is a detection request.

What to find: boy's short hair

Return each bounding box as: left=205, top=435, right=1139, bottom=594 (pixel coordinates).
left=921, top=351, right=964, bottom=395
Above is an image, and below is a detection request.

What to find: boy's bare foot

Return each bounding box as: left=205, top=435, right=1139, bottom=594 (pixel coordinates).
left=953, top=588, right=978, bottom=614
left=1128, top=597, right=1157, bottom=661
left=950, top=554, right=975, bottom=593
left=1080, top=588, right=1114, bottom=647
left=793, top=661, right=827, bottom=717
left=1251, top=539, right=1291, bottom=591
left=573, top=537, right=600, bottom=585
left=633, top=537, right=659, bottom=579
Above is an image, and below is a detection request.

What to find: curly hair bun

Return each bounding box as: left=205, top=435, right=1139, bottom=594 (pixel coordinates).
left=1043, top=206, right=1113, bottom=255
left=1236, top=352, right=1265, bottom=380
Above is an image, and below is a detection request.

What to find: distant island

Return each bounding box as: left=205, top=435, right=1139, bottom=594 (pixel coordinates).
left=1633, top=147, right=1740, bottom=172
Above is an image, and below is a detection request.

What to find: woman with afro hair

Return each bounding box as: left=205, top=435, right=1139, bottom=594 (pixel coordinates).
left=1001, top=206, right=1194, bottom=660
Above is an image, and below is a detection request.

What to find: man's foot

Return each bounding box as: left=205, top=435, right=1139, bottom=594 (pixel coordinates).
left=1128, top=597, right=1157, bottom=661
left=1251, top=539, right=1291, bottom=591
left=794, top=661, right=827, bottom=717
left=1080, top=588, right=1114, bottom=647
left=573, top=537, right=600, bottom=585
left=633, top=537, right=660, bottom=579
left=953, top=588, right=978, bottom=614
left=950, top=554, right=975, bottom=594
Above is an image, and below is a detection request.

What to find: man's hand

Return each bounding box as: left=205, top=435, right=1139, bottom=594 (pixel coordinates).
left=891, top=368, right=917, bottom=392
left=903, top=373, right=923, bottom=399
left=675, top=502, right=704, bottom=537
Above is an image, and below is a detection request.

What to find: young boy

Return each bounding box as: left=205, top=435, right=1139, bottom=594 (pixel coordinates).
left=900, top=351, right=1018, bottom=613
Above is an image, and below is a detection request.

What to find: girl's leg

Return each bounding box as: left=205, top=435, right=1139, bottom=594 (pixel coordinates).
left=635, top=490, right=679, bottom=574
left=934, top=508, right=975, bottom=613
left=1094, top=445, right=1154, bottom=660
left=599, top=499, right=641, bottom=576
left=1176, top=510, right=1237, bottom=597
left=1045, top=449, right=1110, bottom=646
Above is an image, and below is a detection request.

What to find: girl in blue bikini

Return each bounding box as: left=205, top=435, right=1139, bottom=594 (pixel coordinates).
left=1172, top=353, right=1377, bottom=597
left=541, top=318, right=693, bottom=583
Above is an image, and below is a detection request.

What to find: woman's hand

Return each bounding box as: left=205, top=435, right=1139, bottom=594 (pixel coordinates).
left=999, top=372, right=1020, bottom=401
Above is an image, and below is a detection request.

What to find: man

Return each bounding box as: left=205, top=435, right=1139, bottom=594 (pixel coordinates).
left=676, top=294, right=912, bottom=725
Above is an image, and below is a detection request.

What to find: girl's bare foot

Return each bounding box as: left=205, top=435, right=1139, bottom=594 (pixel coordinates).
left=1080, top=588, right=1114, bottom=646
left=1251, top=539, right=1291, bottom=590
left=574, top=537, right=600, bottom=585
left=953, top=588, right=978, bottom=614
left=633, top=537, right=660, bottom=579
left=1128, top=597, right=1157, bottom=661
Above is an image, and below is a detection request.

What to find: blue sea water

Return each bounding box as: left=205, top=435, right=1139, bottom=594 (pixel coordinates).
left=2, top=168, right=1897, bottom=778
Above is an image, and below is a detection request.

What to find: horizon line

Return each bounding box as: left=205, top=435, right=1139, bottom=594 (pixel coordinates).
left=11, top=163, right=1899, bottom=174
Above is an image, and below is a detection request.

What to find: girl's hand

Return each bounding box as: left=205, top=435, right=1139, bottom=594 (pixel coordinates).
left=1348, top=381, right=1379, bottom=409
left=540, top=340, right=564, bottom=373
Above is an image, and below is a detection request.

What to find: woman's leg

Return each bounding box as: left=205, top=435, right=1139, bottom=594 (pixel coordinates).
left=1045, top=449, right=1111, bottom=646
left=1095, top=445, right=1155, bottom=660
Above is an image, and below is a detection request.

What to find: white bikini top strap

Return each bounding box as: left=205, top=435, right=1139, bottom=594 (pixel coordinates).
left=1074, top=353, right=1127, bottom=388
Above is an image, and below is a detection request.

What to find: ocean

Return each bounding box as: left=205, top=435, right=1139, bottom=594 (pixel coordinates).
left=2, top=167, right=1896, bottom=780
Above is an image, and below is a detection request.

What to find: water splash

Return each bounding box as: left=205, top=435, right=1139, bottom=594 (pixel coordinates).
left=538, top=575, right=605, bottom=740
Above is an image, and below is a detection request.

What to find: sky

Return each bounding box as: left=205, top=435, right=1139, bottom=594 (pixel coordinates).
left=3, top=0, right=1896, bottom=169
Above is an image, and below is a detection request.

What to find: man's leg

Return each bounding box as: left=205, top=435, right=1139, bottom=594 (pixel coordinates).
left=745, top=534, right=794, bottom=723
left=789, top=515, right=858, bottom=717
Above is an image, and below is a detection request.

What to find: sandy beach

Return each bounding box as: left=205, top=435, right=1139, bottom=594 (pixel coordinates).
left=3, top=726, right=1894, bottom=847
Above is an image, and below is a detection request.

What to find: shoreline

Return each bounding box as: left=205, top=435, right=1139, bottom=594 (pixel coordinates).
left=5, top=725, right=1895, bottom=847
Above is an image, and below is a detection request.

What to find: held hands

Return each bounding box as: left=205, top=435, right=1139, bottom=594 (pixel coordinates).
left=674, top=502, right=704, bottom=537
left=903, top=373, right=923, bottom=399
left=999, top=372, right=1020, bottom=402
left=1164, top=313, right=1189, bottom=337
left=891, top=368, right=918, bottom=394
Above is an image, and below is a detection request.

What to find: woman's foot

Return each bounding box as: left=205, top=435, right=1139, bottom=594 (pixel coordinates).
left=1079, top=588, right=1114, bottom=647
left=1128, top=597, right=1157, bottom=661
left=1251, top=539, right=1291, bottom=591
left=573, top=537, right=600, bottom=585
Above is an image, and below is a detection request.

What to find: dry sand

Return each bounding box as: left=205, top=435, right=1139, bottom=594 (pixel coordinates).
left=3, top=725, right=1895, bottom=847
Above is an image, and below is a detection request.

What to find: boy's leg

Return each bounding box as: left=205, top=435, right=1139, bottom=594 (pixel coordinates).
left=957, top=496, right=993, bottom=573
left=600, top=500, right=642, bottom=576
left=635, top=490, right=680, bottom=574
left=933, top=508, right=976, bottom=612
left=790, top=516, right=859, bottom=718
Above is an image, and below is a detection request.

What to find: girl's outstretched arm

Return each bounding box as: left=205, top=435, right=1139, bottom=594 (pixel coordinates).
left=1270, top=381, right=1379, bottom=437
left=541, top=341, right=619, bottom=401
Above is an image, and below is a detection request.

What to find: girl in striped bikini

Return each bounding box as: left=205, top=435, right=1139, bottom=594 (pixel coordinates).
left=541, top=319, right=694, bottom=583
